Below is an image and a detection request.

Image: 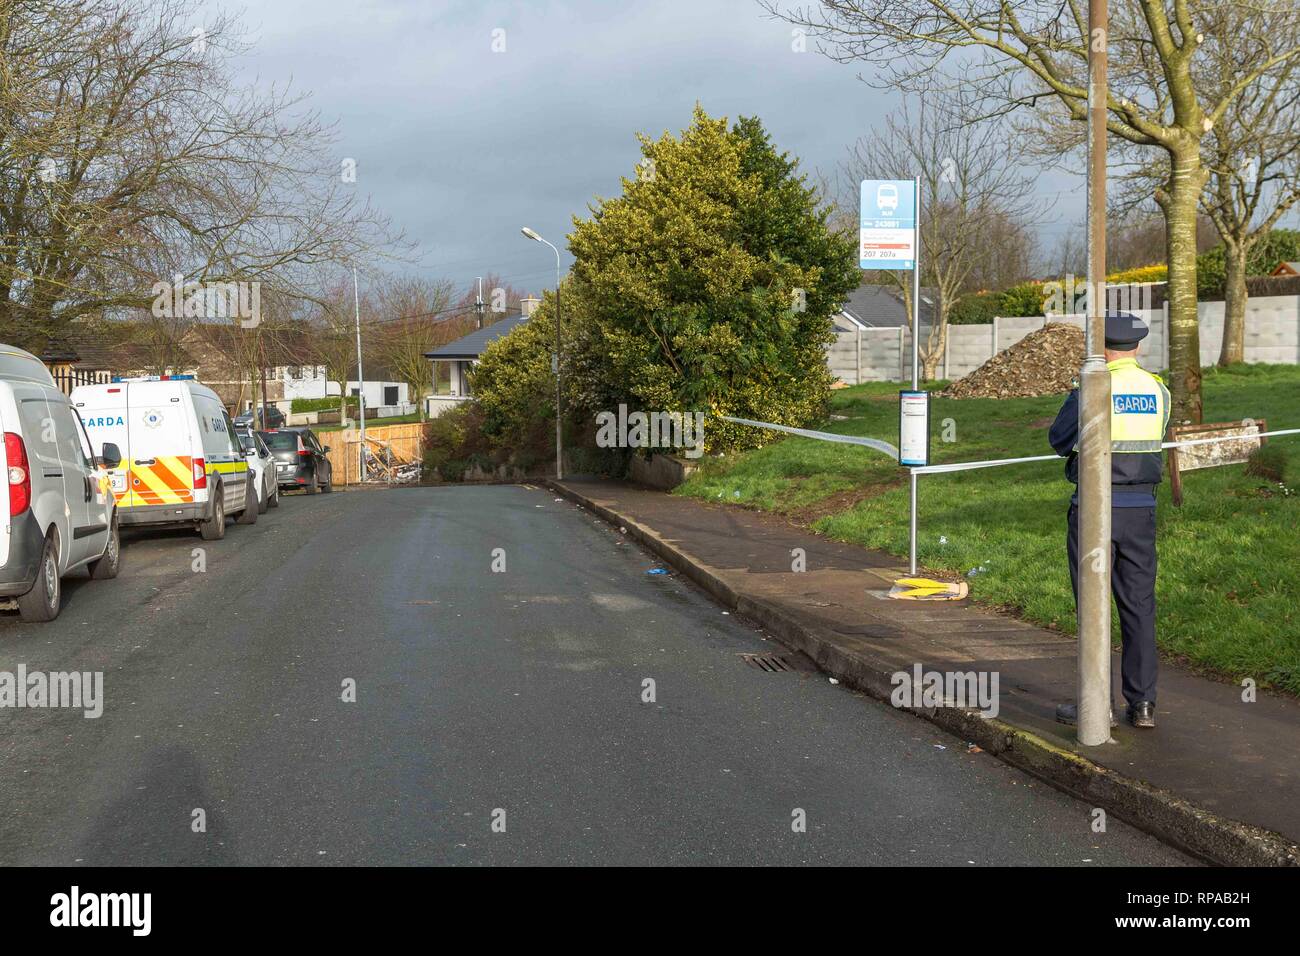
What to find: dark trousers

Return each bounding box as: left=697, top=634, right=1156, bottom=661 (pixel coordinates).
left=1067, top=503, right=1159, bottom=707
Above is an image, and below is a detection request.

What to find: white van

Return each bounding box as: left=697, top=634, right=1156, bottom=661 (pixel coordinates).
left=71, top=376, right=255, bottom=540
left=0, top=346, right=121, bottom=621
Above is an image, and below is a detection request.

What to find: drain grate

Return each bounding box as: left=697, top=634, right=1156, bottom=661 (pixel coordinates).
left=740, top=652, right=793, bottom=673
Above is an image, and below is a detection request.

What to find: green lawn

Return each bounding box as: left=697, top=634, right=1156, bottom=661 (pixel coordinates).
left=679, top=364, right=1300, bottom=694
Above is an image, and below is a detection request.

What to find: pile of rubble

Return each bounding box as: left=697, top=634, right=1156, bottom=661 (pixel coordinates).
left=942, top=323, right=1084, bottom=399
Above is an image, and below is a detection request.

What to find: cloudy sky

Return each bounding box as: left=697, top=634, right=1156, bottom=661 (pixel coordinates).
left=227, top=0, right=1086, bottom=297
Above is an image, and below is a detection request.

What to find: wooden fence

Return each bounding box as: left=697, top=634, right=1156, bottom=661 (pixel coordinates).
left=326, top=422, right=430, bottom=486
left=49, top=365, right=112, bottom=397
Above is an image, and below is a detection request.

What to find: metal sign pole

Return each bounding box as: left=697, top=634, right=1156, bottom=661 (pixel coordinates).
left=861, top=176, right=926, bottom=579
left=909, top=174, right=921, bottom=575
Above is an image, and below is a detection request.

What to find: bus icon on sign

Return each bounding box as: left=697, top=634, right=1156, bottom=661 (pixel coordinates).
left=876, top=183, right=898, bottom=215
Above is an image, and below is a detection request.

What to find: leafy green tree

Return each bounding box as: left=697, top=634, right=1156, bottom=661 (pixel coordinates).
left=564, top=106, right=858, bottom=451
left=471, top=290, right=562, bottom=454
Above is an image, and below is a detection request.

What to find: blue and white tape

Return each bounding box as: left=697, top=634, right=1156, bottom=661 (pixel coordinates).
left=718, top=414, right=1299, bottom=477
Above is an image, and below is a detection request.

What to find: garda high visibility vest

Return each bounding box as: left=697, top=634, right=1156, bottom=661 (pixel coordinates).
left=1108, top=358, right=1170, bottom=453
left=1073, top=357, right=1170, bottom=454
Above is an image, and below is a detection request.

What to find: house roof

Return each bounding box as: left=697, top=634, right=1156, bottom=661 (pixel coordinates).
left=424, top=313, right=529, bottom=360
left=838, top=282, right=936, bottom=328
left=1271, top=261, right=1300, bottom=277
left=18, top=325, right=188, bottom=370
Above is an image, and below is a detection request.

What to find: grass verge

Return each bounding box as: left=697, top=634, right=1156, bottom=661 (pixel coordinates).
left=678, top=363, right=1300, bottom=694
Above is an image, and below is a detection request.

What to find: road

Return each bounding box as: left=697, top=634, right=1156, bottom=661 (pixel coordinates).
left=0, top=484, right=1191, bottom=865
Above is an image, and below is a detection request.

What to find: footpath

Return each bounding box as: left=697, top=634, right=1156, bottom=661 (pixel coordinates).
left=549, top=477, right=1300, bottom=866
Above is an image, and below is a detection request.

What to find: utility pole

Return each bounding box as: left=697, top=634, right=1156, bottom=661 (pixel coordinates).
left=353, top=266, right=367, bottom=482
left=260, top=334, right=269, bottom=432
left=1077, top=0, right=1113, bottom=746
left=475, top=276, right=486, bottom=330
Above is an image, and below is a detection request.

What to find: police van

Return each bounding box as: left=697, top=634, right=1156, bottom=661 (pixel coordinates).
left=1, top=346, right=121, bottom=621
left=71, top=376, right=255, bottom=540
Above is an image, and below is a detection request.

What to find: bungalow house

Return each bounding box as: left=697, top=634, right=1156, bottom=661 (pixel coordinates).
left=29, top=327, right=180, bottom=396
left=33, top=337, right=113, bottom=396
left=169, top=324, right=411, bottom=418
left=839, top=282, right=936, bottom=330
left=829, top=282, right=936, bottom=385
left=422, top=296, right=540, bottom=418
left=282, top=363, right=412, bottom=418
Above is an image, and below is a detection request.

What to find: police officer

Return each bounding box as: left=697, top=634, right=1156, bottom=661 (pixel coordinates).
left=1049, top=311, right=1170, bottom=729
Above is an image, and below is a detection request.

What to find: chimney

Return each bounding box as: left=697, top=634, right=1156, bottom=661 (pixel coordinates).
left=520, top=296, right=541, bottom=318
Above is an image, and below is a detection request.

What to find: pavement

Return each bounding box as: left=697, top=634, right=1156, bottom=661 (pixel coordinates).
left=0, top=485, right=1189, bottom=865
left=549, top=477, right=1300, bottom=866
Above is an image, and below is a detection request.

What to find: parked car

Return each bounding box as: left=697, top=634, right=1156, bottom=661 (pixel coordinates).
left=236, top=427, right=279, bottom=513
left=71, top=375, right=255, bottom=540
left=234, top=404, right=286, bottom=429
left=263, top=427, right=333, bottom=494
left=1, top=346, right=122, bottom=621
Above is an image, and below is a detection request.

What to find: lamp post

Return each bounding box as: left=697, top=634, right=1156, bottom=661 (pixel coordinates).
left=521, top=227, right=563, bottom=480
left=353, top=266, right=367, bottom=481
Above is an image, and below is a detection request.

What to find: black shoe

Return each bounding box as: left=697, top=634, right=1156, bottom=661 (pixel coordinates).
left=1126, top=701, right=1156, bottom=728
left=1055, top=702, right=1117, bottom=727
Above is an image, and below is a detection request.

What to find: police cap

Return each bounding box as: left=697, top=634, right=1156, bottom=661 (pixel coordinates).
left=1105, top=311, right=1148, bottom=349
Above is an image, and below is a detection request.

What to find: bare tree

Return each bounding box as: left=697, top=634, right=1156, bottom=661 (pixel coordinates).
left=0, top=0, right=407, bottom=349
left=965, top=209, right=1035, bottom=292
left=1196, top=7, right=1300, bottom=365
left=375, top=276, right=465, bottom=420
left=840, top=96, right=1035, bottom=377
left=307, top=276, right=367, bottom=427
left=763, top=0, right=1300, bottom=421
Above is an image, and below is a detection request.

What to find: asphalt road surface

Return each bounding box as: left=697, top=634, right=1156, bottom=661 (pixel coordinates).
left=0, top=485, right=1191, bottom=865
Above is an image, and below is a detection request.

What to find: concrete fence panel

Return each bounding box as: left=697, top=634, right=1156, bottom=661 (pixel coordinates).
left=836, top=297, right=1297, bottom=383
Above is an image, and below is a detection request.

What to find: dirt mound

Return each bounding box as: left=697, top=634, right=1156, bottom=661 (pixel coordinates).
left=942, top=323, right=1084, bottom=399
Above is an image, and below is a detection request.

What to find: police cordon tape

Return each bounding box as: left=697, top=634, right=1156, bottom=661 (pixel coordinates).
left=718, top=414, right=1300, bottom=476
left=718, top=415, right=901, bottom=460
left=911, top=427, right=1300, bottom=474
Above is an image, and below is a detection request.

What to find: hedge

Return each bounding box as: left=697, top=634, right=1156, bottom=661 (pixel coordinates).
left=290, top=396, right=358, bottom=413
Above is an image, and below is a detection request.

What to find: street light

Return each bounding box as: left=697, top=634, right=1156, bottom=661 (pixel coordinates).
left=521, top=226, right=563, bottom=480
left=353, top=266, right=367, bottom=481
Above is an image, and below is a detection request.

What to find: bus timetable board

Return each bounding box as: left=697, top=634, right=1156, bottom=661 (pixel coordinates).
left=899, top=390, right=930, bottom=467
left=860, top=179, right=917, bottom=270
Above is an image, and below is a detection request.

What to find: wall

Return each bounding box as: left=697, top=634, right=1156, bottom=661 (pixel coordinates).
left=426, top=394, right=473, bottom=419
left=325, top=379, right=410, bottom=407
left=830, top=295, right=1300, bottom=382
left=282, top=365, right=329, bottom=400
